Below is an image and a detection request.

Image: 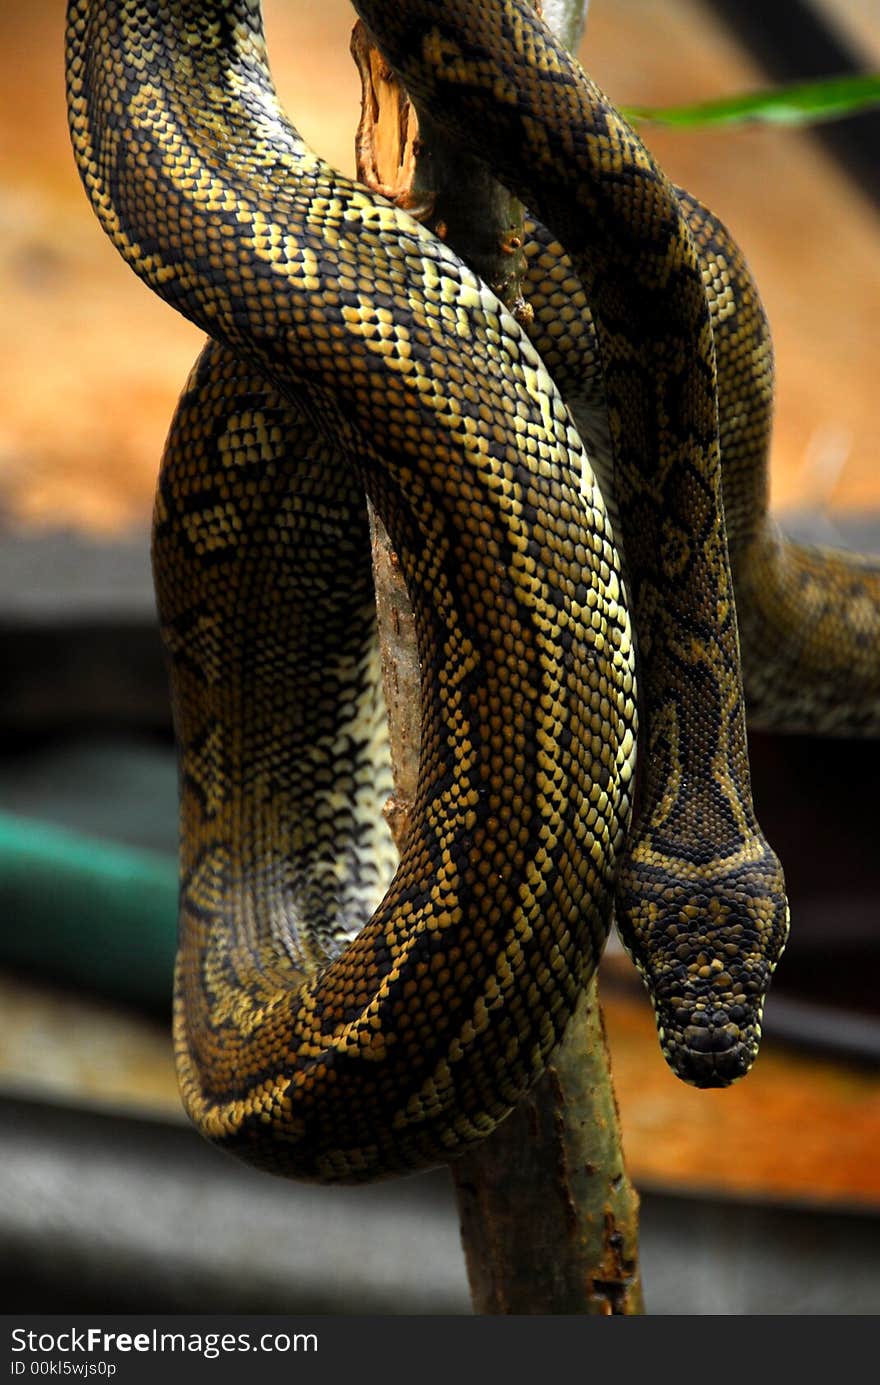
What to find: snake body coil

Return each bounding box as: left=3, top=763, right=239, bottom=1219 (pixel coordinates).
left=524, top=205, right=880, bottom=738
left=67, top=0, right=796, bottom=1181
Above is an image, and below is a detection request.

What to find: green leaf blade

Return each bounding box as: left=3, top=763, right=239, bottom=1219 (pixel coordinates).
left=625, top=73, right=880, bottom=131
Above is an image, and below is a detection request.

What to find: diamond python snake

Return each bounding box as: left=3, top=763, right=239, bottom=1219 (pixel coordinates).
left=66, top=0, right=877, bottom=1182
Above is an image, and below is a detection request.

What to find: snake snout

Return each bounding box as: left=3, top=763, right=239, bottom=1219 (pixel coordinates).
left=647, top=972, right=767, bottom=1087
left=666, top=1009, right=758, bottom=1088
left=616, top=845, right=789, bottom=1088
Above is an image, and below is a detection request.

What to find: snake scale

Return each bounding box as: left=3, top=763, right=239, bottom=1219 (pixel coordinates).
left=65, top=0, right=874, bottom=1183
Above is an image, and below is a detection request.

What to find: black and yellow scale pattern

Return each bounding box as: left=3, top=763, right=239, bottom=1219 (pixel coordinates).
left=66, top=0, right=811, bottom=1181
left=524, top=207, right=880, bottom=738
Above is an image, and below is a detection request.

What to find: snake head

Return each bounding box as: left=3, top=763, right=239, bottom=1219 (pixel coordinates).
left=615, top=843, right=789, bottom=1087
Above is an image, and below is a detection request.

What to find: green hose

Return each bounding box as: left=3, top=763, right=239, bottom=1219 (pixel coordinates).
left=0, top=810, right=177, bottom=1010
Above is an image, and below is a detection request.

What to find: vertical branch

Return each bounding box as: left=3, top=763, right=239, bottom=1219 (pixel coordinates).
left=354, top=0, right=644, bottom=1314
left=453, top=983, right=642, bottom=1314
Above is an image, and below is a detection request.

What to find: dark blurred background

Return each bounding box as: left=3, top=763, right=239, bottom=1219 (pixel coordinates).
left=1, top=0, right=879, bottom=1314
